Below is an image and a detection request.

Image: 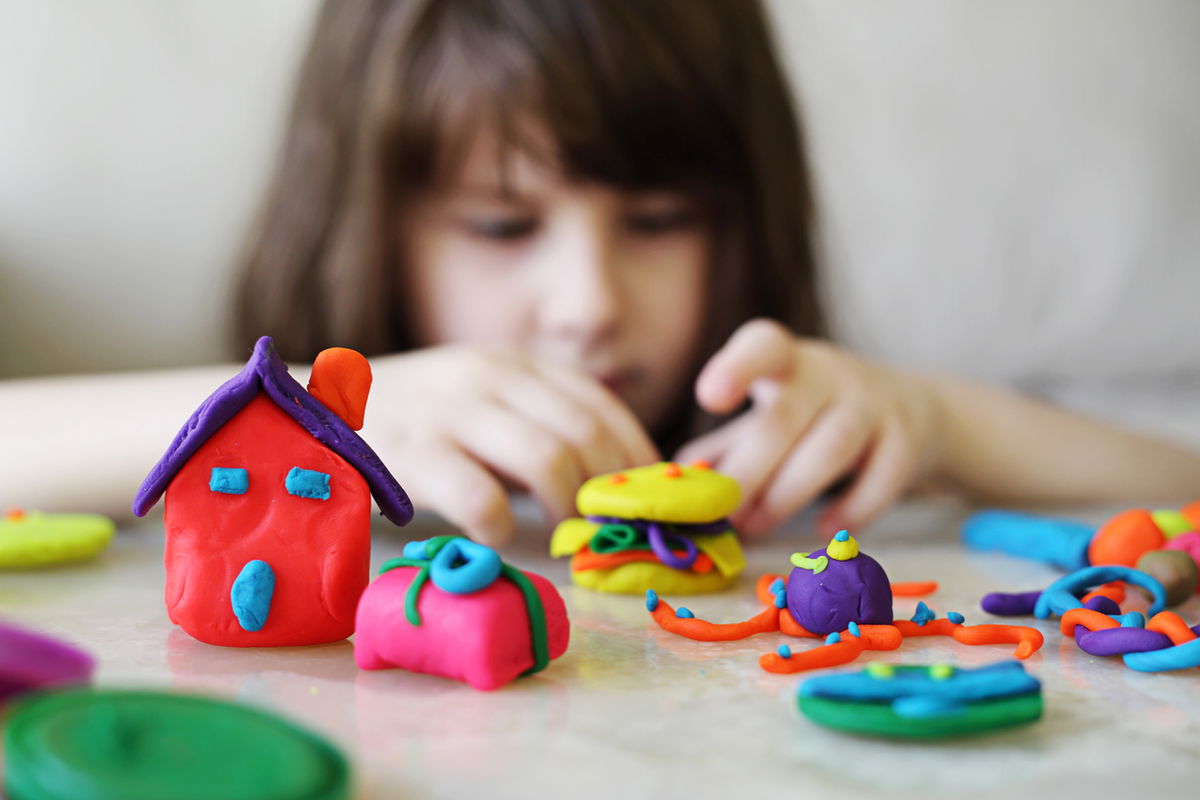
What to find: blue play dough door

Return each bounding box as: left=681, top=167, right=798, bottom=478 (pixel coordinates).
left=231, top=560, right=276, bottom=632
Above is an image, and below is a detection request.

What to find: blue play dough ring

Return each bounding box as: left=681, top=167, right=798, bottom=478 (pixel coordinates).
left=428, top=538, right=502, bottom=594
left=1123, top=636, right=1200, bottom=672
left=1033, top=565, right=1167, bottom=619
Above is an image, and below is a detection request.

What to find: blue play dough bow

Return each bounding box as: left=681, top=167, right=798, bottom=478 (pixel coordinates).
left=1034, top=565, right=1167, bottom=619
left=402, top=537, right=502, bottom=594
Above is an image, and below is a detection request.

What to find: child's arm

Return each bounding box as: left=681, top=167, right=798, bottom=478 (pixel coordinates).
left=0, top=365, right=242, bottom=520
left=677, top=319, right=1200, bottom=536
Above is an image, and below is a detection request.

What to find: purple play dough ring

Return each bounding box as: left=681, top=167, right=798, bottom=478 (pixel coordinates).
left=646, top=522, right=698, bottom=570
left=0, top=621, right=94, bottom=701
left=1075, top=627, right=1174, bottom=656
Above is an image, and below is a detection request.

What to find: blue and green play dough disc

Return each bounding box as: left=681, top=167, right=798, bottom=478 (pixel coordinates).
left=3, top=689, right=349, bottom=800
left=797, top=660, right=1043, bottom=739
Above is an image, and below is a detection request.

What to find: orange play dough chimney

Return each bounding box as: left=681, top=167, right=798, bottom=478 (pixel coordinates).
left=307, top=347, right=372, bottom=431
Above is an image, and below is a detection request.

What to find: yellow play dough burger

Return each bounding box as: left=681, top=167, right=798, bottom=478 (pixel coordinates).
left=550, top=461, right=745, bottom=594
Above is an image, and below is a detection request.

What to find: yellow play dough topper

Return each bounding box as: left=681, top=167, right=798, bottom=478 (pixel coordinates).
left=550, top=461, right=745, bottom=594
left=0, top=508, right=115, bottom=568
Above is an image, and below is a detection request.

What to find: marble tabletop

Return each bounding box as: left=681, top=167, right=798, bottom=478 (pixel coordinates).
left=3, top=500, right=1198, bottom=799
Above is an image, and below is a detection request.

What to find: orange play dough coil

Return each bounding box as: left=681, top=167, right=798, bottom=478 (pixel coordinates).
left=1146, top=611, right=1199, bottom=646
left=1088, top=509, right=1165, bottom=567
left=1081, top=581, right=1126, bottom=605
left=572, top=548, right=714, bottom=574
left=1059, top=608, right=1119, bottom=636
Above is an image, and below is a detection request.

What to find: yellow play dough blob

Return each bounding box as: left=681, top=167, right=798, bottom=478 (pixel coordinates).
left=575, top=462, right=740, bottom=523
left=0, top=510, right=115, bottom=568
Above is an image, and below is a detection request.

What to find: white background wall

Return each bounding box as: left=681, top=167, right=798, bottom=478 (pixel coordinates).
left=1, top=1, right=1197, bottom=437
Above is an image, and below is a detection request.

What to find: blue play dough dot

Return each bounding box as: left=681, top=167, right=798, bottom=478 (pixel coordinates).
left=428, top=539, right=502, bottom=594
left=911, top=601, right=936, bottom=626
left=645, top=590, right=659, bottom=612
left=834, top=530, right=850, bottom=542
left=769, top=578, right=785, bottom=595
left=676, top=607, right=695, bottom=619
left=774, top=591, right=787, bottom=609
left=230, top=560, right=275, bottom=632
left=825, top=632, right=841, bottom=644
left=777, top=645, right=792, bottom=659
left=947, top=612, right=965, bottom=625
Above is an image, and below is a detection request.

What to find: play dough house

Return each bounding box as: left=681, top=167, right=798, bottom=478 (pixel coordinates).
left=133, top=336, right=412, bottom=647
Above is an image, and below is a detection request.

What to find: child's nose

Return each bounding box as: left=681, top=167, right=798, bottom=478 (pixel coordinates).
left=537, top=218, right=622, bottom=345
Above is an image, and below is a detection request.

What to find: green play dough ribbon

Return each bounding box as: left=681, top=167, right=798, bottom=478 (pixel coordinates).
left=589, top=523, right=647, bottom=554
left=378, top=537, right=552, bottom=676
left=3, top=689, right=349, bottom=800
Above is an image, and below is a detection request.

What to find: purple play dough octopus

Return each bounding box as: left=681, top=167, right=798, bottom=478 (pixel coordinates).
left=786, top=546, right=893, bottom=635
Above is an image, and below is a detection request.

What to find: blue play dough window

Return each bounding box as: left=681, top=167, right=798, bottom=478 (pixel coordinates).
left=285, top=467, right=331, bottom=500
left=209, top=467, right=249, bottom=495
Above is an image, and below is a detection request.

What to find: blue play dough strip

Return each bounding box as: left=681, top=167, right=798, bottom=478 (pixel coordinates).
left=893, top=696, right=965, bottom=719
left=285, top=467, right=331, bottom=500
left=798, top=661, right=1040, bottom=704
left=1033, top=565, right=1167, bottom=619
left=209, top=467, right=248, bottom=495
left=961, top=510, right=1094, bottom=571
left=230, top=560, right=275, bottom=632
left=1123, top=636, right=1200, bottom=672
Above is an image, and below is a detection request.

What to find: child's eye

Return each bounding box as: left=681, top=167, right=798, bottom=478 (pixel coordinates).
left=623, top=205, right=699, bottom=235
left=463, top=217, right=539, bottom=241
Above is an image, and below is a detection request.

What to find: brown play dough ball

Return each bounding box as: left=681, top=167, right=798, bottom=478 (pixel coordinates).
left=1136, top=549, right=1198, bottom=607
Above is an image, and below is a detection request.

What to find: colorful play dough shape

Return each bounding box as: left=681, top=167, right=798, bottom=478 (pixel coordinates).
left=550, top=461, right=745, bottom=594
left=1135, top=549, right=1198, bottom=606
left=132, top=336, right=413, bottom=647
left=798, top=661, right=1043, bottom=739
left=0, top=621, right=94, bottom=703
left=355, top=536, right=570, bottom=690
left=0, top=509, right=114, bottom=568
left=647, top=530, right=1042, bottom=675
left=3, top=688, right=349, bottom=800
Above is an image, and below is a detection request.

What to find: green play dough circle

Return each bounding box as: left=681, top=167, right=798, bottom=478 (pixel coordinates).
left=0, top=512, right=114, bottom=568
left=3, top=689, right=349, bottom=800
left=797, top=692, right=1043, bottom=739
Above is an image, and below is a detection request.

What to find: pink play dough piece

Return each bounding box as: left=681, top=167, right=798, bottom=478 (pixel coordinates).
left=354, top=563, right=569, bottom=691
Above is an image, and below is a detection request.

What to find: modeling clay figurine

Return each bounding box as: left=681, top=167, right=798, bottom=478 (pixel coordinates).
left=647, top=531, right=1043, bottom=674
left=0, top=508, right=114, bottom=568
left=133, top=337, right=413, bottom=647
left=550, top=461, right=745, bottom=594
left=798, top=660, right=1043, bottom=739
left=355, top=536, right=569, bottom=690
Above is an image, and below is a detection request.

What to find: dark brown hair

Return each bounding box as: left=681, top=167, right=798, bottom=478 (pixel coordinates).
left=236, top=0, right=824, bottom=442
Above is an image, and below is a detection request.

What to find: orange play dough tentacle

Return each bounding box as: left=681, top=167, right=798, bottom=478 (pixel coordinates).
left=756, top=574, right=785, bottom=606
left=647, top=599, right=779, bottom=642
left=893, top=619, right=1043, bottom=659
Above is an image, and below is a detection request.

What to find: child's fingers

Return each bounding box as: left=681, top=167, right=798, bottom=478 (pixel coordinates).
left=535, top=360, right=660, bottom=467
left=818, top=425, right=917, bottom=535
left=695, top=318, right=797, bottom=415
left=455, top=405, right=585, bottom=526
left=494, top=373, right=629, bottom=478
left=736, top=405, right=873, bottom=535
left=707, top=392, right=830, bottom=534
left=395, top=439, right=515, bottom=546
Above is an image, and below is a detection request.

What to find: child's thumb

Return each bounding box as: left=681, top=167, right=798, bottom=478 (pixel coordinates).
left=695, top=318, right=796, bottom=414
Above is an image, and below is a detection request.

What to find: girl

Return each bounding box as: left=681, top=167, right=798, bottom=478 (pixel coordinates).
left=5, top=0, right=1200, bottom=543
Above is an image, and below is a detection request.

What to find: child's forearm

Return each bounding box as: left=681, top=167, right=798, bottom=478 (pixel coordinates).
left=0, top=365, right=239, bottom=520
left=928, top=375, right=1200, bottom=506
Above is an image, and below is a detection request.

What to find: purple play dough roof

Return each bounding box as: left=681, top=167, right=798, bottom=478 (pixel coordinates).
left=133, top=336, right=413, bottom=527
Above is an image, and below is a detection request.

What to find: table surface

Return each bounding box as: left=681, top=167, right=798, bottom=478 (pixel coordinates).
left=4, top=500, right=1199, bottom=800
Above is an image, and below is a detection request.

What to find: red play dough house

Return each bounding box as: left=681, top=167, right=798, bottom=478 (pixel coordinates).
left=133, top=337, right=412, bottom=647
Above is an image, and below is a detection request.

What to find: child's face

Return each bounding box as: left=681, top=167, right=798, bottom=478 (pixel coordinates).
left=402, top=128, right=709, bottom=431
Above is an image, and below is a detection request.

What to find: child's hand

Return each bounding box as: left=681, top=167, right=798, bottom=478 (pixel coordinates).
left=676, top=320, right=943, bottom=537
left=365, top=345, right=659, bottom=545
